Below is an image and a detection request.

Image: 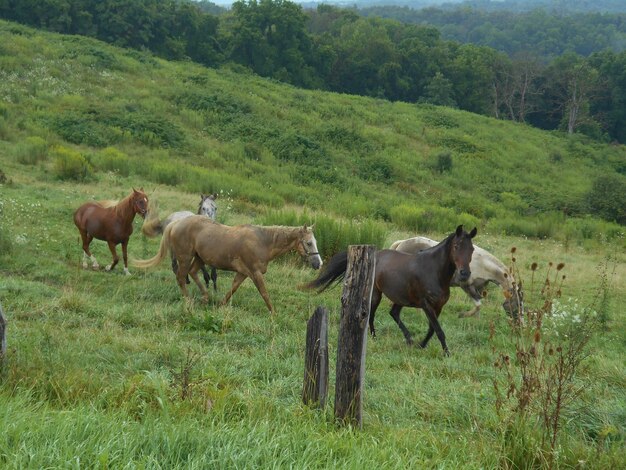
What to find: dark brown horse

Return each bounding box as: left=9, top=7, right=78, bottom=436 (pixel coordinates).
left=307, top=225, right=477, bottom=355
left=133, top=215, right=323, bottom=313
left=73, top=188, right=148, bottom=275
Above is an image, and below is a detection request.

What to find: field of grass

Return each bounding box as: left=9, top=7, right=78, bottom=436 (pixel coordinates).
left=0, top=20, right=625, bottom=468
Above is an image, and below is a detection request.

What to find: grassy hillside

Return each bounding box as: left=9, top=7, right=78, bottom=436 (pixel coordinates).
left=0, top=21, right=625, bottom=468
left=0, top=20, right=624, bottom=246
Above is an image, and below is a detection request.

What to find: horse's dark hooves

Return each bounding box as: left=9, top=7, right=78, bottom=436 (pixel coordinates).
left=444, top=349, right=451, bottom=357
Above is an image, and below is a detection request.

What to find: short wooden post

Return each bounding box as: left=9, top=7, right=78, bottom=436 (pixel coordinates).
left=334, top=245, right=376, bottom=428
left=0, top=302, right=6, bottom=363
left=302, top=306, right=329, bottom=408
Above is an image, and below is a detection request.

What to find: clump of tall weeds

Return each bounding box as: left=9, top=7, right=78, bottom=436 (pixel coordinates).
left=491, top=248, right=609, bottom=469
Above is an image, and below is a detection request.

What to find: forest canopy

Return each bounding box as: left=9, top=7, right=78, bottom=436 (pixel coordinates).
left=1, top=0, right=624, bottom=143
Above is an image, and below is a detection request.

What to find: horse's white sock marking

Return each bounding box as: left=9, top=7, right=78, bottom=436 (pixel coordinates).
left=82, top=252, right=89, bottom=269
left=105, top=264, right=112, bottom=271
left=90, top=255, right=99, bottom=269
left=123, top=267, right=131, bottom=276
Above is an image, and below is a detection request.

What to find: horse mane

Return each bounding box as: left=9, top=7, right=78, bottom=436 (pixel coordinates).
left=97, top=199, right=118, bottom=208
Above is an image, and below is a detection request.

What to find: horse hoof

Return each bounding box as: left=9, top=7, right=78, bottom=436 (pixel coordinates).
left=123, top=268, right=131, bottom=276
left=105, top=265, right=112, bottom=271
left=82, top=262, right=88, bottom=269
left=444, top=349, right=451, bottom=357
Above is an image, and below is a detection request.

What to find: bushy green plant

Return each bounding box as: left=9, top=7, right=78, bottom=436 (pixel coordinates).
left=52, top=146, right=92, bottom=181
left=434, top=151, right=453, bottom=173
left=586, top=174, right=626, bottom=225
left=91, top=147, right=130, bottom=176
left=14, top=136, right=47, bottom=165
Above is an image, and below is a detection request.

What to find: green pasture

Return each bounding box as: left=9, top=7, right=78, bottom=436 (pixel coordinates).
left=1, top=158, right=624, bottom=468
left=0, top=20, right=625, bottom=468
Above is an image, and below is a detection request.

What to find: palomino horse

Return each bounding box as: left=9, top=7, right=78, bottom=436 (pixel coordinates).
left=133, top=215, right=323, bottom=313
left=390, top=236, right=522, bottom=318
left=141, top=194, right=218, bottom=290
left=73, top=188, right=148, bottom=275
left=307, top=225, right=477, bottom=355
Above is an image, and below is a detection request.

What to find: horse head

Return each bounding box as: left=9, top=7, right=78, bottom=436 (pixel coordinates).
left=131, top=188, right=149, bottom=219
left=451, top=225, right=477, bottom=282
left=297, top=225, right=323, bottom=270
left=198, top=193, right=218, bottom=220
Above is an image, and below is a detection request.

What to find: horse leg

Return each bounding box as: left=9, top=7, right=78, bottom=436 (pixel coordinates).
left=189, top=258, right=209, bottom=303
left=369, top=289, right=383, bottom=338
left=389, top=304, right=414, bottom=345
left=250, top=271, right=274, bottom=314
left=79, top=230, right=98, bottom=269
left=105, top=241, right=119, bottom=272
left=459, top=284, right=481, bottom=318
left=121, top=239, right=130, bottom=276
left=210, top=267, right=218, bottom=292
left=220, top=272, right=247, bottom=307
left=422, top=305, right=449, bottom=356
left=200, top=265, right=210, bottom=288
left=175, top=255, right=194, bottom=300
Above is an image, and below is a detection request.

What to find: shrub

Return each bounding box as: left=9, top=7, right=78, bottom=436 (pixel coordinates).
left=14, top=136, right=48, bottom=165
left=92, top=147, right=130, bottom=176
left=434, top=151, right=453, bottom=173
left=586, top=174, right=626, bottom=225
left=52, top=146, right=92, bottom=181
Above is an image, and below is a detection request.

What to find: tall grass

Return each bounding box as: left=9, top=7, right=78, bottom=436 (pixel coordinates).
left=260, top=209, right=387, bottom=258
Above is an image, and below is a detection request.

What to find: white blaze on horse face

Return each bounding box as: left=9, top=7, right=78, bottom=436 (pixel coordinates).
left=308, top=232, right=323, bottom=270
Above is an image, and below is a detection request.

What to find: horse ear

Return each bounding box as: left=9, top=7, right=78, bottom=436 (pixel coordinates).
left=211, top=193, right=218, bottom=200
left=455, top=225, right=463, bottom=236
left=469, top=227, right=478, bottom=238
left=200, top=193, right=206, bottom=200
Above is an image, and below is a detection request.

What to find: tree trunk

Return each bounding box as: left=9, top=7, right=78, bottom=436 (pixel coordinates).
left=334, top=245, right=376, bottom=428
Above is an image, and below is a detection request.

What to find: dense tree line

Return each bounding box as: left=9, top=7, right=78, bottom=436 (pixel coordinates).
left=360, top=5, right=626, bottom=58
left=1, top=0, right=624, bottom=143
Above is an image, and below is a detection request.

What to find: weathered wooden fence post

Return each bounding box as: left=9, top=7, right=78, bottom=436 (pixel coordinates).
left=334, top=245, right=376, bottom=428
left=302, top=306, right=329, bottom=408
left=0, top=302, right=6, bottom=364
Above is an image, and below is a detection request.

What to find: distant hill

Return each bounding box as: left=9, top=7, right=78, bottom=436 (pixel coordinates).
left=0, top=20, right=624, bottom=243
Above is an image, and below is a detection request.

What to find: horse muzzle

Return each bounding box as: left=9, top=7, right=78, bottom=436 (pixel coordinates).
left=458, top=269, right=471, bottom=282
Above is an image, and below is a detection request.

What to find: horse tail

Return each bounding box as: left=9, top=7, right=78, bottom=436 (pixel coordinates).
left=141, top=199, right=163, bottom=237
left=304, top=251, right=348, bottom=292
left=133, top=223, right=173, bottom=269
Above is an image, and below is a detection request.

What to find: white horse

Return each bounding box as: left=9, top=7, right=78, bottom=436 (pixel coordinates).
left=390, top=236, right=522, bottom=317
left=142, top=194, right=218, bottom=289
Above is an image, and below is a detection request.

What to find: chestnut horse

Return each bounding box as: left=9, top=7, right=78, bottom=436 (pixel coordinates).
left=133, top=215, right=323, bottom=313
left=73, top=188, right=148, bottom=275
left=307, top=225, right=477, bottom=355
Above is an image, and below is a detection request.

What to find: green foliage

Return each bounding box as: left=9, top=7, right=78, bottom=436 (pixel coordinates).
left=260, top=209, right=386, bottom=258
left=91, top=147, right=130, bottom=176
left=434, top=151, right=453, bottom=173
left=389, top=204, right=479, bottom=234
left=586, top=174, right=626, bottom=224
left=49, top=107, right=185, bottom=149
left=14, top=136, right=47, bottom=164
left=52, top=146, right=92, bottom=181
